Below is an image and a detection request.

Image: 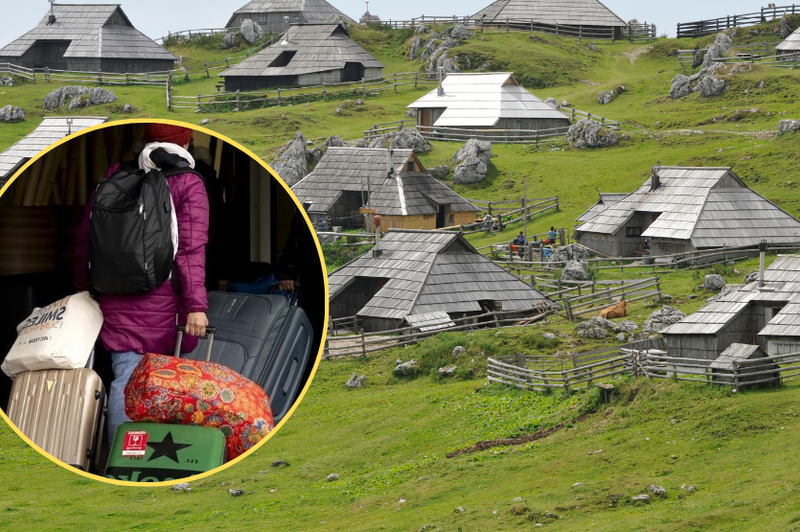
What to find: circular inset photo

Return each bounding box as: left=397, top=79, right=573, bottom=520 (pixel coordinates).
left=0, top=119, right=327, bottom=484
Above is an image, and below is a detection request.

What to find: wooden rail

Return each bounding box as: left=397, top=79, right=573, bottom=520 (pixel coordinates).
left=678, top=42, right=781, bottom=65
left=0, top=63, right=35, bottom=81
left=677, top=4, right=800, bottom=38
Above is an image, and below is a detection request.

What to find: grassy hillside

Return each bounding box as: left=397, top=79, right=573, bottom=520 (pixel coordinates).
left=2, top=24, right=800, bottom=531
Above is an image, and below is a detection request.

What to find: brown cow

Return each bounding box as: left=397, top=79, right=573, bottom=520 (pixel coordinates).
left=600, top=299, right=627, bottom=319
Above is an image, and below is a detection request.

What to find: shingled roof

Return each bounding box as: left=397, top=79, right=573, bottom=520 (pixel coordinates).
left=0, top=4, right=176, bottom=61
left=573, top=167, right=800, bottom=248
left=472, top=0, right=628, bottom=27
left=227, top=0, right=355, bottom=27
left=575, top=193, right=627, bottom=223
left=291, top=147, right=478, bottom=216
left=408, top=73, right=570, bottom=128
left=220, top=24, right=382, bottom=78
left=777, top=26, right=800, bottom=51
left=0, top=117, right=109, bottom=188
left=329, top=230, right=555, bottom=320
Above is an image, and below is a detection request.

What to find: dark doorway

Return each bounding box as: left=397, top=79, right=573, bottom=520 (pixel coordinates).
left=342, top=62, right=364, bottom=82
left=269, top=51, right=297, bottom=68
left=436, top=205, right=446, bottom=228
left=27, top=40, right=70, bottom=70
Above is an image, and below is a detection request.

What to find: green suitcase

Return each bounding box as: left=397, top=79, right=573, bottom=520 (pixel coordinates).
left=104, top=422, right=226, bottom=482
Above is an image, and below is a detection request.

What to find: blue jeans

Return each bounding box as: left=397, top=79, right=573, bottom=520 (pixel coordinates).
left=108, top=351, right=143, bottom=444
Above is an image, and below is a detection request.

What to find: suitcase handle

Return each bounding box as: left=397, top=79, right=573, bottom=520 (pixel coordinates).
left=174, top=325, right=217, bottom=361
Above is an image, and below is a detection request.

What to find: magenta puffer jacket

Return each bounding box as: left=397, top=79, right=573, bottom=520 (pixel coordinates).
left=75, top=163, right=209, bottom=355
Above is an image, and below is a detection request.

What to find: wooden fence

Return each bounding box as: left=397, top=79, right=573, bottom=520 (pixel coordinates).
left=155, top=27, right=240, bottom=44
left=0, top=63, right=35, bottom=81
left=677, top=4, right=800, bottom=38
left=323, top=303, right=554, bottom=358
left=678, top=42, right=781, bottom=66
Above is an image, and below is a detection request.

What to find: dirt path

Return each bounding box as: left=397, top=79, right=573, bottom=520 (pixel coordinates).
left=623, top=45, right=654, bottom=64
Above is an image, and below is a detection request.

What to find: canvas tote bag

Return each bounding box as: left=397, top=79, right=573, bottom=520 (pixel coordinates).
left=1, top=292, right=103, bottom=377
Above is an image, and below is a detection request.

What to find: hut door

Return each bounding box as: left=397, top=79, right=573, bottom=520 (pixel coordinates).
left=436, top=205, right=446, bottom=228
left=342, top=62, right=365, bottom=82
left=420, top=109, right=431, bottom=127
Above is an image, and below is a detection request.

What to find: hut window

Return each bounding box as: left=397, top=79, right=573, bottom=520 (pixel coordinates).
left=448, top=214, right=455, bottom=224
left=407, top=161, right=416, bottom=172
left=269, top=51, right=297, bottom=67
left=626, top=226, right=642, bottom=237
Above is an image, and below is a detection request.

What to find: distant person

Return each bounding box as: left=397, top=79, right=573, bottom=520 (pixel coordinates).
left=548, top=226, right=558, bottom=244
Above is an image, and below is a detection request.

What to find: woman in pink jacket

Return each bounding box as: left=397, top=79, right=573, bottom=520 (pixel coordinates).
left=75, top=123, right=210, bottom=441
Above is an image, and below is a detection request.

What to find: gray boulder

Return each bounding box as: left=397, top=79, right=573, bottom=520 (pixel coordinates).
left=641, top=306, right=686, bottom=335
left=436, top=54, right=461, bottom=74
left=692, top=50, right=706, bottom=68
left=598, top=90, right=613, bottom=104
left=453, top=139, right=491, bottom=184
left=438, top=365, right=457, bottom=377
left=566, top=120, right=619, bottom=149
left=451, top=24, right=469, bottom=40
left=427, top=38, right=460, bottom=72
left=0, top=75, right=13, bottom=86
left=389, top=128, right=432, bottom=153
left=415, top=23, right=428, bottom=34
left=703, top=32, right=733, bottom=68
left=781, top=15, right=796, bottom=39
left=778, top=119, right=800, bottom=135
left=327, top=473, right=340, bottom=482
left=42, top=86, right=90, bottom=110
left=394, top=360, right=418, bottom=376
left=453, top=138, right=491, bottom=167
left=544, top=97, right=558, bottom=109
left=576, top=317, right=614, bottom=339
left=429, top=166, right=450, bottom=179
left=89, top=87, right=117, bottom=105
left=561, top=260, right=590, bottom=281
left=550, top=244, right=589, bottom=264
left=68, top=95, right=90, bottom=109
left=452, top=346, right=466, bottom=357
left=240, top=19, right=264, bottom=44
left=323, top=135, right=350, bottom=148
left=354, top=138, right=368, bottom=147
left=744, top=270, right=759, bottom=283
left=221, top=32, right=238, bottom=49
left=359, top=11, right=381, bottom=23
left=346, top=373, right=366, bottom=388
left=270, top=132, right=310, bottom=186
left=632, top=494, right=650, bottom=502
left=587, top=316, right=616, bottom=330
left=405, top=109, right=417, bottom=118
left=616, top=333, right=626, bottom=342
left=704, top=274, right=726, bottom=291
left=614, top=320, right=639, bottom=334
left=650, top=485, right=666, bottom=496
left=420, top=39, right=439, bottom=63
left=586, top=42, right=599, bottom=52
left=122, top=103, right=133, bottom=113
left=0, top=105, right=24, bottom=121
left=410, top=36, right=422, bottom=60
left=669, top=74, right=692, bottom=100
left=543, top=333, right=557, bottom=341
left=698, top=75, right=728, bottom=98
left=200, top=118, right=209, bottom=125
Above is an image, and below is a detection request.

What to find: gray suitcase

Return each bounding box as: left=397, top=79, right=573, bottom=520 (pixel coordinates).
left=183, top=291, right=314, bottom=423
left=6, top=365, right=105, bottom=472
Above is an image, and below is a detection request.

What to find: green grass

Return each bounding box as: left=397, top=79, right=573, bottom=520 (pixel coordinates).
left=2, top=24, right=800, bottom=530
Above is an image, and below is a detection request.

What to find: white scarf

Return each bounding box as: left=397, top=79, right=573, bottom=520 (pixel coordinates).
left=137, top=142, right=196, bottom=263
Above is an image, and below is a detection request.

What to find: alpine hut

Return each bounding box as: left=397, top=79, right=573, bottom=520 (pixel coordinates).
left=471, top=0, right=628, bottom=40
left=0, top=4, right=176, bottom=73
left=663, top=255, right=800, bottom=361
left=327, top=230, right=556, bottom=331
left=291, top=147, right=479, bottom=231
left=777, top=26, right=800, bottom=55
left=573, top=166, right=800, bottom=258
left=219, top=23, right=383, bottom=91
left=407, top=73, right=571, bottom=139
left=575, top=193, right=627, bottom=224
left=226, top=0, right=355, bottom=34
left=708, top=343, right=780, bottom=388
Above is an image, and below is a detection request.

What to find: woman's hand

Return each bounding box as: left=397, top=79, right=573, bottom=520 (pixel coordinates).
left=278, top=279, right=295, bottom=292
left=185, top=312, right=209, bottom=337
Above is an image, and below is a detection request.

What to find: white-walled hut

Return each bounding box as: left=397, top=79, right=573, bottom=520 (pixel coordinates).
left=328, top=230, right=556, bottom=332
left=471, top=0, right=629, bottom=40
left=663, top=255, right=800, bottom=361
left=291, top=147, right=479, bottom=231
left=573, top=166, right=800, bottom=258
left=226, top=0, right=355, bottom=34
left=0, top=4, right=176, bottom=73
left=219, top=23, right=383, bottom=91
left=407, top=73, right=571, bottom=138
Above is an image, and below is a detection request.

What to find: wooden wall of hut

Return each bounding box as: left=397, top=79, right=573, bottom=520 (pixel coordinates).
left=224, top=75, right=300, bottom=92
left=361, top=316, right=402, bottom=333
left=374, top=214, right=437, bottom=231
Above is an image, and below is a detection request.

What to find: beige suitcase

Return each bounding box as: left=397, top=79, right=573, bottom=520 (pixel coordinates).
left=6, top=367, right=105, bottom=472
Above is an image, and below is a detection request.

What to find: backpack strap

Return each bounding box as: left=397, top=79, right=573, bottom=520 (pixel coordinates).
left=161, top=166, right=206, bottom=184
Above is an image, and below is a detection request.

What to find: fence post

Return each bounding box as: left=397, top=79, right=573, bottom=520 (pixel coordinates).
left=166, top=75, right=172, bottom=111
left=414, top=72, right=418, bottom=88
left=323, top=83, right=326, bottom=100
left=559, top=227, right=565, bottom=246
left=205, top=60, right=210, bottom=78
left=45, top=67, right=49, bottom=83
left=555, top=196, right=560, bottom=211
left=277, top=88, right=281, bottom=106
left=394, top=71, right=397, bottom=91
left=225, top=55, right=230, bottom=68
left=361, top=331, right=367, bottom=358
left=235, top=89, right=240, bottom=112
left=125, top=72, right=130, bottom=85
left=197, top=93, right=201, bottom=112
left=507, top=18, right=509, bottom=32
left=98, top=71, right=102, bottom=85
left=184, top=66, right=189, bottom=81
left=362, top=77, right=366, bottom=98
left=733, top=361, right=740, bottom=392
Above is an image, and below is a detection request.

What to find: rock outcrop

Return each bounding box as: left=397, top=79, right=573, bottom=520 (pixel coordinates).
left=0, top=105, right=24, bottom=121
left=240, top=19, right=265, bottom=44
left=270, top=132, right=312, bottom=186
left=566, top=120, right=619, bottom=149
left=453, top=139, right=491, bottom=184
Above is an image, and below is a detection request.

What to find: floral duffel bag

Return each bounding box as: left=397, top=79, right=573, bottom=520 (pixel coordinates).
left=124, top=330, right=274, bottom=461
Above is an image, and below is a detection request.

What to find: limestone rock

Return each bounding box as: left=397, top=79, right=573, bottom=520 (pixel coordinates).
left=704, top=274, right=726, bottom=290
left=641, top=306, right=686, bottom=335
left=614, top=320, right=639, bottom=333
left=781, top=15, right=796, bottom=39
left=698, top=75, right=728, bottom=98
left=744, top=270, right=759, bottom=283
left=544, top=97, right=558, bottom=109
left=200, top=118, right=209, bottom=125
left=438, top=365, right=457, bottom=377
left=0, top=75, right=13, bottom=86
left=632, top=494, right=650, bottom=502
left=586, top=42, right=598, bottom=52
left=394, top=360, right=418, bottom=376
left=420, top=39, right=439, bottom=63
left=561, top=260, right=590, bottom=281
left=616, top=333, right=626, bottom=342
left=598, top=90, right=613, bottom=104
left=451, top=24, right=469, bottom=40
left=122, top=103, right=133, bottom=113
left=389, top=128, right=432, bottom=153
left=42, top=86, right=89, bottom=110
left=669, top=74, right=691, bottom=100
left=427, top=38, right=460, bottom=72
left=576, top=320, right=607, bottom=339
left=173, top=483, right=191, bottom=491
left=453, top=139, right=491, bottom=184
left=354, top=138, right=368, bottom=148
left=327, top=473, right=340, bottom=481
left=550, top=244, right=590, bottom=263
left=778, top=119, right=800, bottom=135
left=415, top=23, right=428, bottom=34
left=346, top=373, right=366, bottom=388
left=0, top=105, right=24, bottom=121
left=410, top=36, right=422, bottom=60
left=428, top=166, right=450, bottom=179
left=405, top=109, right=417, bottom=118
left=543, top=333, right=557, bottom=341
left=452, top=346, right=466, bottom=357
left=270, top=132, right=310, bottom=186
left=68, top=95, right=90, bottom=109
left=221, top=32, right=238, bottom=49
left=240, top=19, right=264, bottom=44
left=453, top=138, right=491, bottom=166
left=566, top=120, right=618, bottom=149
left=649, top=485, right=666, bottom=496
left=271, top=460, right=289, bottom=467
left=89, top=87, right=117, bottom=105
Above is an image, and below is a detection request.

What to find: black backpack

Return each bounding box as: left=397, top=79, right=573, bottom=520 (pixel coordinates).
left=88, top=165, right=200, bottom=295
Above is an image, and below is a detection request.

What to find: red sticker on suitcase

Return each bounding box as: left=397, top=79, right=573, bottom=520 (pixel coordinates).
left=122, top=430, right=149, bottom=457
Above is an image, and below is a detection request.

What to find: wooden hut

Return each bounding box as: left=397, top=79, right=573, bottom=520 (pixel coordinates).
left=0, top=4, right=176, bottom=73
left=291, top=147, right=479, bottom=231
left=709, top=343, right=780, bottom=388
left=219, top=23, right=383, bottom=91
left=575, top=193, right=626, bottom=224
left=573, top=166, right=800, bottom=258
left=777, top=26, right=800, bottom=55
left=471, top=0, right=628, bottom=39
left=327, top=230, right=556, bottom=332
left=407, top=73, right=571, bottom=137
left=226, top=0, right=355, bottom=34
left=663, top=255, right=800, bottom=361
